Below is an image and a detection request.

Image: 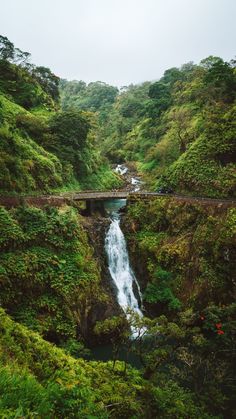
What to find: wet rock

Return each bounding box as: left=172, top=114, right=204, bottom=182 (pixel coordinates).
left=81, top=216, right=122, bottom=344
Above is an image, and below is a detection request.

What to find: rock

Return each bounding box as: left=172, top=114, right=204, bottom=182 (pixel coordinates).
left=81, top=216, right=122, bottom=344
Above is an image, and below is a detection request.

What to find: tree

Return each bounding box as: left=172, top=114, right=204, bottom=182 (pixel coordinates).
left=202, top=57, right=236, bottom=103
left=49, top=110, right=90, bottom=149
left=0, top=35, right=31, bottom=66
left=0, top=35, right=14, bottom=61
left=47, top=111, right=91, bottom=178
left=200, top=55, right=223, bottom=70
left=162, top=67, right=183, bottom=85
left=13, top=48, right=31, bottom=67
left=94, top=316, right=129, bottom=369
left=33, top=66, right=60, bottom=101
left=168, top=107, right=195, bottom=153
left=148, top=81, right=172, bottom=115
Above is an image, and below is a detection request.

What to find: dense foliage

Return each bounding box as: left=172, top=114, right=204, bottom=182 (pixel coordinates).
left=0, top=199, right=234, bottom=417
left=1, top=33, right=236, bottom=418
left=0, top=308, right=144, bottom=418
left=1, top=307, right=220, bottom=418
left=122, top=197, right=236, bottom=417
left=0, top=205, right=114, bottom=343
left=0, top=35, right=120, bottom=194
left=61, top=57, right=236, bottom=197
left=60, top=80, right=118, bottom=120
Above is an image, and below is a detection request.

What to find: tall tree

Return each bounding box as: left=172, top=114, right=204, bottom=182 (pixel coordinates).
left=33, top=66, right=60, bottom=101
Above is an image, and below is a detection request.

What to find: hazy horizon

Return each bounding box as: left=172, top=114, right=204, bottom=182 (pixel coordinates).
left=0, top=0, right=235, bottom=87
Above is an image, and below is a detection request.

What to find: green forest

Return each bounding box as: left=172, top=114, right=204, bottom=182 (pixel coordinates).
left=0, top=35, right=236, bottom=418
left=60, top=57, right=236, bottom=198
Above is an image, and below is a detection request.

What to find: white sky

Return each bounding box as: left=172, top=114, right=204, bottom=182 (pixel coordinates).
left=0, top=0, right=235, bottom=86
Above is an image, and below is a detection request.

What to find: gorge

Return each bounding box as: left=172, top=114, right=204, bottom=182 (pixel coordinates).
left=0, top=33, right=235, bottom=418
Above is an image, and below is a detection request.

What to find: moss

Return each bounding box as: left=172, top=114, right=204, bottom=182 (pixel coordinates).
left=0, top=95, right=63, bottom=194
left=0, top=93, right=120, bottom=195
left=0, top=308, right=141, bottom=417
left=125, top=198, right=235, bottom=314
left=0, top=205, right=109, bottom=342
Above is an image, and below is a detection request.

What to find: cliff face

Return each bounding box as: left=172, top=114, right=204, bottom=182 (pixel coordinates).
left=81, top=215, right=122, bottom=343
left=0, top=204, right=120, bottom=346
left=1, top=198, right=234, bottom=341
left=122, top=197, right=236, bottom=318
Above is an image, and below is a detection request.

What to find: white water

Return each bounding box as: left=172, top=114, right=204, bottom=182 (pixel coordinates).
left=114, top=164, right=144, bottom=192
left=115, top=164, right=128, bottom=175
left=131, top=177, right=143, bottom=192
left=105, top=209, right=143, bottom=325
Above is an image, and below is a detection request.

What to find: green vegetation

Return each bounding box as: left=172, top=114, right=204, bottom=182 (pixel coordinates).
left=0, top=307, right=143, bottom=418
left=121, top=197, right=236, bottom=417
left=0, top=204, right=113, bottom=343
left=0, top=35, right=120, bottom=195
left=60, top=79, right=118, bottom=117
left=2, top=200, right=233, bottom=417
left=0, top=94, right=64, bottom=193
left=125, top=198, right=235, bottom=314
left=61, top=57, right=236, bottom=197
left=0, top=307, right=219, bottom=418
left=1, top=33, right=236, bottom=418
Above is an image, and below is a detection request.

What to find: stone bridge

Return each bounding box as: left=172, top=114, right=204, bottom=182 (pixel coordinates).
left=72, top=191, right=236, bottom=215
left=0, top=191, right=235, bottom=215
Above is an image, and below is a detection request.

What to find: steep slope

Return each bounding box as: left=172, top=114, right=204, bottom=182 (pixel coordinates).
left=122, top=196, right=236, bottom=418
left=63, top=57, right=236, bottom=198
left=0, top=94, right=63, bottom=193
left=0, top=307, right=217, bottom=418
left=0, top=204, right=118, bottom=343
left=0, top=308, right=144, bottom=418
left=0, top=36, right=121, bottom=195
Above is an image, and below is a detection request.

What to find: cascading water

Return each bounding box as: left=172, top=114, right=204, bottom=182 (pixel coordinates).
left=105, top=202, right=143, bottom=334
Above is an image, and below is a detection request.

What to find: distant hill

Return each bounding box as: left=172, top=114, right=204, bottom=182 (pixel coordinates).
left=61, top=57, right=236, bottom=198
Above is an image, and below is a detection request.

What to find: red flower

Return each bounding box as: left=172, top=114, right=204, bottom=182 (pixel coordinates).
left=217, top=330, right=224, bottom=335
left=216, top=323, right=222, bottom=329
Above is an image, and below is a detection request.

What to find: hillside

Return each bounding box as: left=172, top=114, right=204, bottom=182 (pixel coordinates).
left=0, top=35, right=121, bottom=195
left=0, top=34, right=236, bottom=419
left=60, top=57, right=236, bottom=198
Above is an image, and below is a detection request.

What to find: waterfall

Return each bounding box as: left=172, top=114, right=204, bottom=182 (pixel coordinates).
left=105, top=208, right=143, bottom=325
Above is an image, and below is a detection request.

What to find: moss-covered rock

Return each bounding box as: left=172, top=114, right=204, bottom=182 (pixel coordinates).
left=124, top=197, right=236, bottom=316
left=0, top=205, right=116, bottom=343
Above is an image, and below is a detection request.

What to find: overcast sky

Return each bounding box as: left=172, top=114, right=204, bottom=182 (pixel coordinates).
left=0, top=0, right=235, bottom=86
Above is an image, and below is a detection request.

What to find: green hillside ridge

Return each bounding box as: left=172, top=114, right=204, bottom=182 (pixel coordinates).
left=60, top=57, right=236, bottom=198
left=0, top=94, right=63, bottom=193
left=0, top=35, right=121, bottom=195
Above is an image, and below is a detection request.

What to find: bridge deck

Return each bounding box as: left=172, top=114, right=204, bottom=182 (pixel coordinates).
left=71, top=191, right=236, bottom=206
left=0, top=191, right=235, bottom=208
left=72, top=191, right=129, bottom=200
